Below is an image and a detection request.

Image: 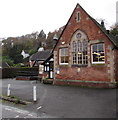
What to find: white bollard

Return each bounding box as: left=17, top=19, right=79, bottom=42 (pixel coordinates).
left=33, top=86, right=37, bottom=102
left=7, top=84, right=11, bottom=96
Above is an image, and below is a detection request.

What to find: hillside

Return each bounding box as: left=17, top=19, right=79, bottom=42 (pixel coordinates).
left=1, top=27, right=64, bottom=66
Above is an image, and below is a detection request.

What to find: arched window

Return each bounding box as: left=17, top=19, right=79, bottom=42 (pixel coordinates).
left=71, top=30, right=88, bottom=65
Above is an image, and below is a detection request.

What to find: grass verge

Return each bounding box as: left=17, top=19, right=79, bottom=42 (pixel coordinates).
left=0, top=95, right=31, bottom=105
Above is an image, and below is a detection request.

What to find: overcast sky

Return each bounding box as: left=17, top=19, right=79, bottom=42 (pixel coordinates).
left=0, top=0, right=117, bottom=38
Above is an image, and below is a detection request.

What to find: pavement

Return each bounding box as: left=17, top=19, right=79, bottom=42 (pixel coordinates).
left=1, top=78, right=117, bottom=118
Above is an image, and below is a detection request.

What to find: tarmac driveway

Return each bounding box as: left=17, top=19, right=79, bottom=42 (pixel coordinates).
left=1, top=78, right=117, bottom=118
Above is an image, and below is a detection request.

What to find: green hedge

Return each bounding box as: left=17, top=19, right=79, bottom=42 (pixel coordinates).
left=2, top=67, right=38, bottom=79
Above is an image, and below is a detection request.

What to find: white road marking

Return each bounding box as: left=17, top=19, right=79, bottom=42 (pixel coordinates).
left=28, top=114, right=33, bottom=116
left=3, top=104, right=38, bottom=118
left=31, top=81, right=36, bottom=84
left=5, top=107, right=12, bottom=111
left=37, top=106, right=42, bottom=110
left=16, top=110, right=24, bottom=114
left=15, top=115, right=19, bottom=118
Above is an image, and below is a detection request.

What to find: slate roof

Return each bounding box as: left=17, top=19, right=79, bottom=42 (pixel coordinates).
left=29, top=50, right=52, bottom=61
left=42, top=54, right=53, bottom=65
left=90, top=17, right=118, bottom=48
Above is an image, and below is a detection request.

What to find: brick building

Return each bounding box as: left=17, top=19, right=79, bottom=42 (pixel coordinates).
left=43, top=3, right=118, bottom=88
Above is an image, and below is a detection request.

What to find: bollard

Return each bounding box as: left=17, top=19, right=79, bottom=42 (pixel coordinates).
left=7, top=84, right=11, bottom=96
left=33, top=86, right=37, bottom=102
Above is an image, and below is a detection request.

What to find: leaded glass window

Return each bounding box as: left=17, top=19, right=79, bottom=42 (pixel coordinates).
left=71, top=30, right=88, bottom=65
left=72, top=40, right=88, bottom=65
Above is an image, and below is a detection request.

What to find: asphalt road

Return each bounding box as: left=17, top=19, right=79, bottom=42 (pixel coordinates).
left=1, top=103, right=38, bottom=118
left=1, top=78, right=117, bottom=118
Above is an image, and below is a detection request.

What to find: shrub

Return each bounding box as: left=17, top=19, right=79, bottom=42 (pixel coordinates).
left=2, top=67, right=38, bottom=78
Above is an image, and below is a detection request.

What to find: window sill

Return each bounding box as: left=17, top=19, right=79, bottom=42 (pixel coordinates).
left=92, top=62, right=105, bottom=66
left=71, top=64, right=88, bottom=67
left=91, top=64, right=106, bottom=66
left=59, top=63, right=69, bottom=65
left=59, top=63, right=69, bottom=68
left=92, top=62, right=105, bottom=64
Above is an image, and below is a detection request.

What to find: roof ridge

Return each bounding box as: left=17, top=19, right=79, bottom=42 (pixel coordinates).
left=90, top=17, right=117, bottom=47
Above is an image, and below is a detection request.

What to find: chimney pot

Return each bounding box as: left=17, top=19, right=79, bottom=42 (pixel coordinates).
left=101, top=20, right=105, bottom=29
left=107, top=30, right=109, bottom=34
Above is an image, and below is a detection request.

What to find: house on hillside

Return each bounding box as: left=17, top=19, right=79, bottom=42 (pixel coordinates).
left=21, top=50, right=29, bottom=59
left=42, top=3, right=118, bottom=88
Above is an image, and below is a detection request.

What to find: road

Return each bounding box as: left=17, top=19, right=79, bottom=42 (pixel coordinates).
left=1, top=78, right=117, bottom=118
left=1, top=103, right=38, bottom=118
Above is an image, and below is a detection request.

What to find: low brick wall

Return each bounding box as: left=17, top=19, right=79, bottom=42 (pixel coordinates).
left=16, top=76, right=41, bottom=81
left=16, top=76, right=31, bottom=80
left=54, top=79, right=116, bottom=88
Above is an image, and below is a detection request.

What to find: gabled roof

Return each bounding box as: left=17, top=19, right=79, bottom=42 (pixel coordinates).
left=29, top=50, right=52, bottom=61
left=52, top=3, right=118, bottom=52
left=89, top=17, right=118, bottom=48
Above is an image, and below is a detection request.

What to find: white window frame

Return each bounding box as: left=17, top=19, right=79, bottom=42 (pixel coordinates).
left=91, top=43, right=105, bottom=64
left=59, top=48, right=69, bottom=65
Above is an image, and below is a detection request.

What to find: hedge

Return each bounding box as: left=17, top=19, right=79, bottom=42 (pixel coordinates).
left=1, top=67, right=38, bottom=79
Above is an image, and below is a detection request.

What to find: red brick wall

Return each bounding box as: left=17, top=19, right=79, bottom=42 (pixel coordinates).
left=55, top=5, right=112, bottom=51
left=54, top=4, right=117, bottom=86
left=115, top=49, right=118, bottom=82
left=55, top=66, right=108, bottom=82
left=54, top=80, right=112, bottom=88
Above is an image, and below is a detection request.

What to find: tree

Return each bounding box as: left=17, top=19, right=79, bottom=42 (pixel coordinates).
left=13, top=54, right=23, bottom=64
left=46, top=32, right=54, bottom=49
left=38, top=30, right=46, bottom=38
left=9, top=44, right=23, bottom=64
left=29, top=48, right=37, bottom=56
left=2, top=56, right=14, bottom=66
left=45, top=26, right=64, bottom=49
left=110, top=23, right=118, bottom=36
left=36, top=30, right=46, bottom=49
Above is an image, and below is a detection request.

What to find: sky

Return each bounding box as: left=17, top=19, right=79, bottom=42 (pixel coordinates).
left=0, top=0, right=118, bottom=38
